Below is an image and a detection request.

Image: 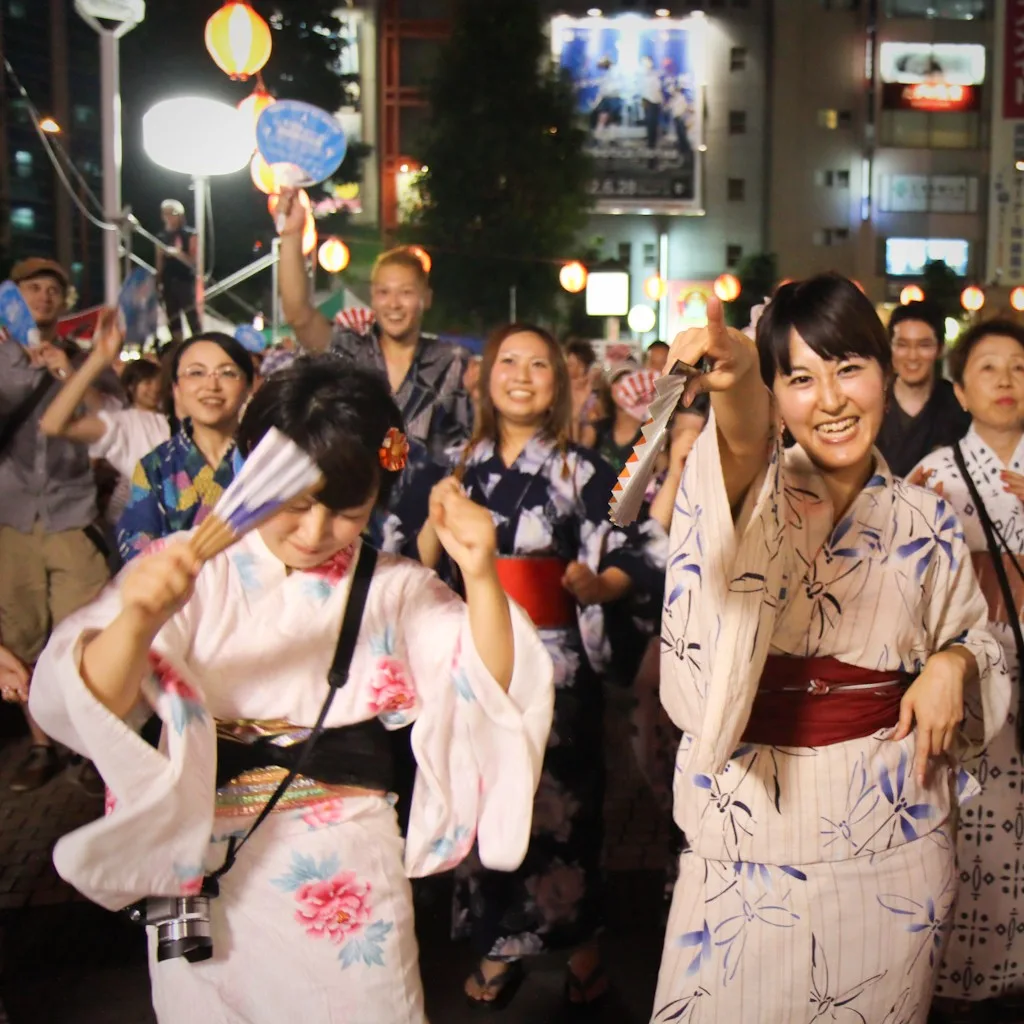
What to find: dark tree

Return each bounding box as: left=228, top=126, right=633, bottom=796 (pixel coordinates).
left=921, top=259, right=961, bottom=322
left=724, top=252, right=778, bottom=330
left=412, top=0, right=592, bottom=332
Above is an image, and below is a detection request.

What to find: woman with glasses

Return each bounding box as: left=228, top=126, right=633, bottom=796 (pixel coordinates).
left=910, top=320, right=1024, bottom=1020
left=116, top=333, right=253, bottom=562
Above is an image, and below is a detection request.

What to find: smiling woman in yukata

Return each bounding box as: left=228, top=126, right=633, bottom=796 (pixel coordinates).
left=29, top=358, right=555, bottom=1024
left=651, top=275, right=1009, bottom=1023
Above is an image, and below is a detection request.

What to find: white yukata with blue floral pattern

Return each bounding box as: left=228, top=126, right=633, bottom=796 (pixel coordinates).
left=652, top=413, right=1010, bottom=1024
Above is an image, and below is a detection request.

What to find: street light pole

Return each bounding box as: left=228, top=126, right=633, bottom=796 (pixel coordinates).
left=74, top=1, right=145, bottom=306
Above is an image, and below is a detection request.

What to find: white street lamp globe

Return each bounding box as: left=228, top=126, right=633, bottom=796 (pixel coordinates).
left=627, top=304, right=657, bottom=335
left=142, top=97, right=254, bottom=177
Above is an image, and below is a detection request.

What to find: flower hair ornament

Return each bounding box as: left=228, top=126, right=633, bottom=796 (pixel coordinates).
left=379, top=427, right=409, bottom=472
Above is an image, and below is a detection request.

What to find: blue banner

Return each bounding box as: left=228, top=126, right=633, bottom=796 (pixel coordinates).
left=256, top=101, right=347, bottom=187
left=0, top=280, right=40, bottom=348
left=118, top=267, right=159, bottom=344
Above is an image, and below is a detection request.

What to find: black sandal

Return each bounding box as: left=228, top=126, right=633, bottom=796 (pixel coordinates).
left=465, top=959, right=525, bottom=1013
left=564, top=960, right=609, bottom=1015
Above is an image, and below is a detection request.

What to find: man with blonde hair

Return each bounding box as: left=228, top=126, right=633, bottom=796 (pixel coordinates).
left=275, top=190, right=471, bottom=459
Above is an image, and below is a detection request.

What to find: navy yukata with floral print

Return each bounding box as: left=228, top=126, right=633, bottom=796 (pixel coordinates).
left=399, top=434, right=668, bottom=960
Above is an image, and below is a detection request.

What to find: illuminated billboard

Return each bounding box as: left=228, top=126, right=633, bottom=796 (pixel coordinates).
left=879, top=42, right=985, bottom=112
left=550, top=13, right=705, bottom=215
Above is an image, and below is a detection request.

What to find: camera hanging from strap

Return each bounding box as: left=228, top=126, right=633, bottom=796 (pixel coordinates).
left=952, top=442, right=1024, bottom=751
left=205, top=543, right=379, bottom=889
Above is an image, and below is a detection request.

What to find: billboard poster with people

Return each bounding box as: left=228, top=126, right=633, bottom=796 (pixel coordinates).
left=550, top=13, right=704, bottom=214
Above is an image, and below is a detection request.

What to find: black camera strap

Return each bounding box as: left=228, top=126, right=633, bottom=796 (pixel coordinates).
left=953, top=441, right=1024, bottom=751
left=206, top=543, right=378, bottom=885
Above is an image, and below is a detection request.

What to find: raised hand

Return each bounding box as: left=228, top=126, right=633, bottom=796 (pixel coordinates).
left=666, top=294, right=759, bottom=407
left=428, top=479, right=497, bottom=581
left=91, top=308, right=125, bottom=365
left=273, top=187, right=307, bottom=238
left=121, top=541, right=201, bottom=630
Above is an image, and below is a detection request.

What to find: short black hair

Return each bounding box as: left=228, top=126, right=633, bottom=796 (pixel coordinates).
left=947, top=318, right=1024, bottom=385
left=564, top=338, right=597, bottom=369
left=170, top=332, right=255, bottom=386
left=645, top=340, right=669, bottom=354
left=888, top=301, right=944, bottom=348
left=236, top=356, right=404, bottom=511
left=757, top=273, right=891, bottom=387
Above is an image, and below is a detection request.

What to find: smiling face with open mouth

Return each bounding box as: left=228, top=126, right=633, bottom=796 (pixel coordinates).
left=174, top=340, right=251, bottom=431
left=489, top=331, right=558, bottom=428
left=773, top=328, right=887, bottom=475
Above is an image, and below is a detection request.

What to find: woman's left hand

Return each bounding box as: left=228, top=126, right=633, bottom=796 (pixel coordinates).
left=0, top=645, right=29, bottom=704
left=562, top=562, right=605, bottom=606
left=428, top=480, right=497, bottom=580
left=892, top=649, right=967, bottom=785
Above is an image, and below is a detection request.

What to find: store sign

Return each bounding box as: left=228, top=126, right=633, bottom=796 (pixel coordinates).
left=1005, top=0, right=1024, bottom=119
left=880, top=174, right=978, bottom=213
left=879, top=42, right=986, bottom=86
left=881, top=82, right=979, bottom=112
left=665, top=280, right=712, bottom=340
left=885, top=237, right=970, bottom=278
left=551, top=14, right=705, bottom=214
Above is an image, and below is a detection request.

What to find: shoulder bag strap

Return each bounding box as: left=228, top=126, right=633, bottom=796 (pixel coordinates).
left=953, top=441, right=1024, bottom=751
left=207, top=544, right=379, bottom=886
left=0, top=372, right=53, bottom=461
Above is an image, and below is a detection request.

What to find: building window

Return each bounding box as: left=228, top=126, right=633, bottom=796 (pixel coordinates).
left=617, top=242, right=632, bottom=266
left=73, top=105, right=97, bottom=128
left=728, top=110, right=747, bottom=135
left=726, top=244, right=743, bottom=268
left=836, top=169, right=850, bottom=188
left=815, top=170, right=835, bottom=187
left=8, top=0, right=27, bottom=16
left=729, top=47, right=747, bottom=71
left=727, top=178, right=746, bottom=201
left=814, top=228, right=850, bottom=246
left=837, top=110, right=853, bottom=128
left=14, top=150, right=32, bottom=179
left=818, top=109, right=839, bottom=129
left=642, top=243, right=657, bottom=267
left=11, top=207, right=35, bottom=232
left=820, top=0, right=859, bottom=7
left=883, top=0, right=987, bottom=17
left=879, top=110, right=980, bottom=149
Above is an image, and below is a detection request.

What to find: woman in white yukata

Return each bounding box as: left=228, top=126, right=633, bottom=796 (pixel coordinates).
left=651, top=274, right=1010, bottom=1023
left=28, top=357, right=555, bottom=1024
left=910, top=319, right=1024, bottom=1020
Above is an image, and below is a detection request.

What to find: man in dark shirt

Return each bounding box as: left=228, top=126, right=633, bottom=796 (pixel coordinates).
left=156, top=199, right=200, bottom=343
left=875, top=301, right=970, bottom=477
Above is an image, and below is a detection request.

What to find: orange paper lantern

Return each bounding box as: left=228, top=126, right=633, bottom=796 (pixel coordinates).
left=205, top=2, right=272, bottom=81
left=899, top=284, right=924, bottom=305
left=318, top=237, right=351, bottom=274
left=250, top=153, right=276, bottom=195
left=644, top=274, right=666, bottom=301
left=301, top=213, right=317, bottom=257
left=1011, top=286, right=1024, bottom=312
left=713, top=273, right=741, bottom=303
left=960, top=285, right=985, bottom=312
left=267, top=188, right=311, bottom=217
left=559, top=261, right=587, bottom=294
left=238, top=79, right=275, bottom=128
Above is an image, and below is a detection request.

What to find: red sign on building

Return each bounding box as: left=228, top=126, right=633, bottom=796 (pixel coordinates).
left=1005, top=0, right=1024, bottom=119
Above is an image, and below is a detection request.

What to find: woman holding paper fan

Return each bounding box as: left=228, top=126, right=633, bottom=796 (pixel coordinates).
left=115, top=332, right=254, bottom=562
left=29, top=358, right=554, bottom=1024
left=649, top=275, right=1009, bottom=1023
left=415, top=324, right=665, bottom=1012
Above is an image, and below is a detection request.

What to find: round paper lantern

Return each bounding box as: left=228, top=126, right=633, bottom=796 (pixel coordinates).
left=1012, top=287, right=1024, bottom=312
left=238, top=80, right=275, bottom=128
left=899, top=284, right=924, bottom=305
left=627, top=305, right=657, bottom=334
left=205, top=2, right=272, bottom=81
left=318, top=237, right=350, bottom=274
left=267, top=188, right=311, bottom=218
left=644, top=274, right=666, bottom=301
left=408, top=245, right=431, bottom=274
left=960, top=285, right=985, bottom=312
left=301, top=213, right=317, bottom=257
left=559, top=261, right=587, bottom=294
left=713, top=273, right=741, bottom=303
left=250, top=152, right=276, bottom=195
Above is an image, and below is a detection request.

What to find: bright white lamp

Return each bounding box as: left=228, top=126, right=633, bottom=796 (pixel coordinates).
left=142, top=97, right=254, bottom=321
left=627, top=304, right=657, bottom=335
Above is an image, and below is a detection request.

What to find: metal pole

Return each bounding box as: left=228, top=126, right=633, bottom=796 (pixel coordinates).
left=194, top=176, right=208, bottom=326
left=509, top=285, right=517, bottom=322
left=271, top=237, right=281, bottom=344
left=99, top=29, right=121, bottom=306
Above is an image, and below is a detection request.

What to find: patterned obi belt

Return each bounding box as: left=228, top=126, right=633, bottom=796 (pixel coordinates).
left=494, top=556, right=576, bottom=629
left=971, top=551, right=1024, bottom=627
left=214, top=717, right=397, bottom=816
left=741, top=655, right=911, bottom=748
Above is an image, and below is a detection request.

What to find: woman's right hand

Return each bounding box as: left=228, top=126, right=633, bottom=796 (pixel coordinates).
left=120, top=542, right=200, bottom=631
left=91, top=308, right=124, bottom=366
left=274, top=188, right=307, bottom=238
left=666, top=295, right=759, bottom=407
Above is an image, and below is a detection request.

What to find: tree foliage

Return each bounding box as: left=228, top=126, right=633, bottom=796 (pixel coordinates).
left=412, top=0, right=592, bottom=332
left=921, top=259, right=961, bottom=322
left=724, top=252, right=778, bottom=329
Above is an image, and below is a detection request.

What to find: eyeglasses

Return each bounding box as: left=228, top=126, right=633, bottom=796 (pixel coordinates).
left=178, top=366, right=245, bottom=383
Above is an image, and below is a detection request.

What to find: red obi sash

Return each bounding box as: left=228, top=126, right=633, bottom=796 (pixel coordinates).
left=740, top=655, right=910, bottom=748
left=494, top=556, right=577, bottom=629
left=971, top=551, right=1024, bottom=627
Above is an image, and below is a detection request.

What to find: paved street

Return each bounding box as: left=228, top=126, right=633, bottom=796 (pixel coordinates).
left=0, top=690, right=674, bottom=1023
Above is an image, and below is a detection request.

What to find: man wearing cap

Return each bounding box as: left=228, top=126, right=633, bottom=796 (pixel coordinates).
left=0, top=258, right=110, bottom=791
left=156, top=199, right=200, bottom=342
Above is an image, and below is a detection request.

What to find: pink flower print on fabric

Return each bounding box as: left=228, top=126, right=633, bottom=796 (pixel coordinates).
left=174, top=863, right=205, bottom=897
left=369, top=657, right=417, bottom=719
left=301, top=798, right=346, bottom=830
left=147, top=652, right=206, bottom=735
left=104, top=790, right=117, bottom=816
left=306, top=546, right=355, bottom=587
left=295, top=871, right=373, bottom=944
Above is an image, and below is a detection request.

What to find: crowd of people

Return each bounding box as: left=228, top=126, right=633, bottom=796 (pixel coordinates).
left=0, top=223, right=1020, bottom=1024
